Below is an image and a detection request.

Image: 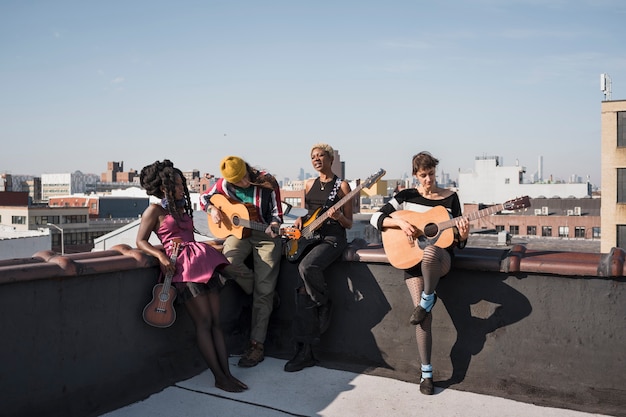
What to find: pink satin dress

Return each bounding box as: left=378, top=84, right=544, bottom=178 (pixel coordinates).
left=155, top=213, right=229, bottom=283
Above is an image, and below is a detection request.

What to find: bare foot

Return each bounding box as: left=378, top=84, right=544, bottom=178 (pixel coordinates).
left=230, top=375, right=248, bottom=390
left=215, top=378, right=245, bottom=393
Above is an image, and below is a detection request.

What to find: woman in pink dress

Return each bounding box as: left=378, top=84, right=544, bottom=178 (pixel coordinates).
left=136, top=159, right=247, bottom=393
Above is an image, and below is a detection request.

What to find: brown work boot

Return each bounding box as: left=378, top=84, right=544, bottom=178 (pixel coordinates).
left=238, top=340, right=264, bottom=368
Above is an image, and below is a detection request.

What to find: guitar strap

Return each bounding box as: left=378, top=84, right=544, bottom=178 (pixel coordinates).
left=323, top=177, right=342, bottom=209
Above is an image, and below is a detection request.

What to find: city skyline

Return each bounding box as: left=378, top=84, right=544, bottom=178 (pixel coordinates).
left=2, top=1, right=625, bottom=184
left=2, top=153, right=592, bottom=193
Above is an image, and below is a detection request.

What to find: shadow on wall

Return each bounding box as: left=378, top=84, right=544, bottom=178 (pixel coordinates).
left=316, top=260, right=393, bottom=369
left=436, top=272, right=532, bottom=386
left=218, top=259, right=394, bottom=371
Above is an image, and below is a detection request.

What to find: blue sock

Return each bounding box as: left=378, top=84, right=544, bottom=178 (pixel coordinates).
left=419, top=292, right=435, bottom=312
left=421, top=364, right=433, bottom=380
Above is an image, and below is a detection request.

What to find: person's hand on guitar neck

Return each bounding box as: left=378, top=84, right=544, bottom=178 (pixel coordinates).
left=265, top=222, right=281, bottom=238
left=154, top=247, right=176, bottom=276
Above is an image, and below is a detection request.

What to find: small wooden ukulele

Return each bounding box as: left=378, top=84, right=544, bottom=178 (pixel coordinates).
left=142, top=238, right=182, bottom=328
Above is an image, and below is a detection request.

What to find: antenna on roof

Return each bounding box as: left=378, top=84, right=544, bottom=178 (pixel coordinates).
left=601, top=73, right=612, bottom=101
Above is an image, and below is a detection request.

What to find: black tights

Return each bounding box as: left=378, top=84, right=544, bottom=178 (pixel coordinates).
left=184, top=291, right=247, bottom=392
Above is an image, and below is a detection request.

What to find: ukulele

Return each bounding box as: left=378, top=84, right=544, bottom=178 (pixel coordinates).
left=142, top=238, right=182, bottom=328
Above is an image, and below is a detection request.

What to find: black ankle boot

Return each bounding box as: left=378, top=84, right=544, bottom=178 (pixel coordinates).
left=284, top=343, right=316, bottom=372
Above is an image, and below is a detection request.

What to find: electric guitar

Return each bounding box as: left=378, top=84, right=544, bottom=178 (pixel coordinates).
left=143, top=238, right=182, bottom=328
left=207, top=193, right=279, bottom=239
left=381, top=196, right=531, bottom=269
left=283, top=169, right=386, bottom=262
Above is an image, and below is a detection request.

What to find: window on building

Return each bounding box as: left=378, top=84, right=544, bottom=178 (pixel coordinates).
left=574, top=227, right=586, bottom=238
left=12, top=216, right=26, bottom=225
left=504, top=178, right=510, bottom=184
left=38, top=215, right=61, bottom=226
left=495, top=225, right=505, bottom=232
left=618, top=168, right=626, bottom=203
left=618, top=225, right=626, bottom=250
left=73, top=232, right=88, bottom=245
left=284, top=197, right=302, bottom=208
left=50, top=234, right=60, bottom=247
left=63, top=215, right=87, bottom=224
left=527, top=225, right=537, bottom=236
left=89, top=231, right=107, bottom=245
left=592, top=227, right=601, bottom=238
left=618, top=111, right=626, bottom=147
left=542, top=226, right=552, bottom=237
left=509, top=225, right=519, bottom=235
left=558, top=226, right=569, bottom=238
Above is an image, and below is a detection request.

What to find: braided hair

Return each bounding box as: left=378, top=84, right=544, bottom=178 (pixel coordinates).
left=139, top=159, right=193, bottom=220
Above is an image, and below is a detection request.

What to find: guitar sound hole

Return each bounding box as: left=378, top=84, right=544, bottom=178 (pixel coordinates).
left=232, top=215, right=240, bottom=226
left=159, top=293, right=170, bottom=302
left=423, top=223, right=438, bottom=239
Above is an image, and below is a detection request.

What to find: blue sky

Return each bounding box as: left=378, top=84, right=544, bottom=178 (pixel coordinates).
left=1, top=0, right=625, bottom=187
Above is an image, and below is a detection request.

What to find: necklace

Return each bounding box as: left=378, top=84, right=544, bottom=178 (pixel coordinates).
left=320, top=178, right=332, bottom=190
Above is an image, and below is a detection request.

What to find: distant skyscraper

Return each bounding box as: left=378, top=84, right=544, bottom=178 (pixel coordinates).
left=331, top=149, right=343, bottom=178
left=538, top=155, right=544, bottom=182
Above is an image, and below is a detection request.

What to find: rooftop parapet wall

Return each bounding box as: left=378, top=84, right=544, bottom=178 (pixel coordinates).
left=1, top=241, right=623, bottom=283
left=0, top=243, right=624, bottom=417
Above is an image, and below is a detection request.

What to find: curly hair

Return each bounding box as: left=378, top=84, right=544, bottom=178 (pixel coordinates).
left=412, top=151, right=439, bottom=175
left=139, top=159, right=193, bottom=219
left=244, top=162, right=279, bottom=190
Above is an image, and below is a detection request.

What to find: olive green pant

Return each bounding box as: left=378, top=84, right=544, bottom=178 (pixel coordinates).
left=221, top=230, right=281, bottom=344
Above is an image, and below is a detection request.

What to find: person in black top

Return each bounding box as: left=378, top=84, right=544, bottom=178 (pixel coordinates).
left=284, top=143, right=353, bottom=372
left=370, top=151, right=469, bottom=395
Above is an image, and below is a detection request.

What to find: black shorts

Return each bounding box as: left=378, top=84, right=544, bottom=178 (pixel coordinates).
left=403, top=263, right=424, bottom=279
left=173, top=278, right=221, bottom=305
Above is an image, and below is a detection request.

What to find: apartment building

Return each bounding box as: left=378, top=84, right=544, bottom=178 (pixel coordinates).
left=600, top=100, right=626, bottom=253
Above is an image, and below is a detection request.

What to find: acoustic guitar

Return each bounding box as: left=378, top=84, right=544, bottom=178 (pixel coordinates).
left=283, top=169, right=386, bottom=262
left=381, top=196, right=531, bottom=269
left=207, top=193, right=279, bottom=239
left=142, top=238, right=182, bottom=328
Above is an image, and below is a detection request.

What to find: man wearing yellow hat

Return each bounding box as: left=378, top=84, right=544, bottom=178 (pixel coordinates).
left=200, top=156, right=283, bottom=368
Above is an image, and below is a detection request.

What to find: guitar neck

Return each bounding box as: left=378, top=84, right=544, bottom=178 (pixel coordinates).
left=438, top=203, right=505, bottom=231
left=238, top=219, right=268, bottom=233
left=161, top=243, right=181, bottom=291
left=302, top=182, right=365, bottom=238
left=237, top=219, right=280, bottom=234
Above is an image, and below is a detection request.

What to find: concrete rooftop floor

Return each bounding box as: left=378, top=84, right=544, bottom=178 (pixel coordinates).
left=101, top=357, right=611, bottom=417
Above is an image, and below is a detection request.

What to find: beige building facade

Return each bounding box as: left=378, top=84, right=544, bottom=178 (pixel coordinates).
left=600, top=100, right=626, bottom=253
